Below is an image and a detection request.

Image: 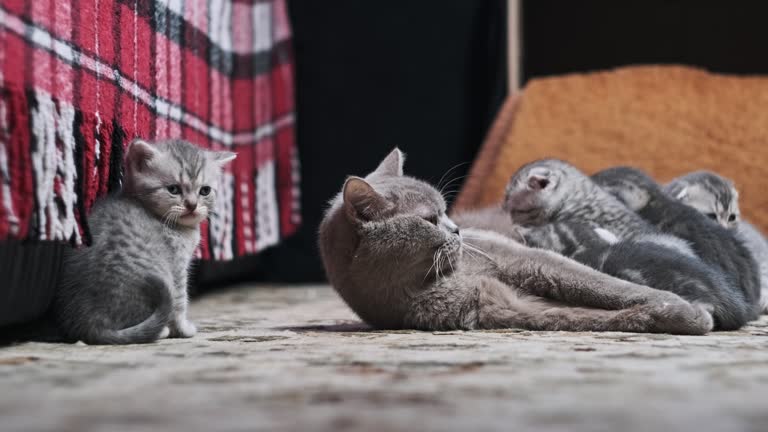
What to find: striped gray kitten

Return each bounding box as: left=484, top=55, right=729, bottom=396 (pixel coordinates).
left=665, top=170, right=768, bottom=312
left=54, top=139, right=236, bottom=344
left=664, top=170, right=740, bottom=228
left=503, top=159, right=693, bottom=255
left=500, top=161, right=746, bottom=329
left=319, top=149, right=713, bottom=335
left=592, top=167, right=761, bottom=322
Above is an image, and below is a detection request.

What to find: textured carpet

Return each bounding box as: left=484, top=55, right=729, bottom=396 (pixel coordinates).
left=2, top=285, right=768, bottom=432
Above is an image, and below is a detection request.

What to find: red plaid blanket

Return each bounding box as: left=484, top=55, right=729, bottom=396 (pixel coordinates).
left=0, top=0, right=300, bottom=260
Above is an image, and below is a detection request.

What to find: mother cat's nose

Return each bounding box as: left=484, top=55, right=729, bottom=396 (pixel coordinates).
left=441, top=215, right=460, bottom=235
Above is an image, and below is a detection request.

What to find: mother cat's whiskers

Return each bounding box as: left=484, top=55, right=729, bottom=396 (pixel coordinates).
left=446, top=250, right=456, bottom=274
left=439, top=176, right=470, bottom=200
left=441, top=187, right=463, bottom=201
left=462, top=242, right=493, bottom=263
left=436, top=162, right=470, bottom=193
left=436, top=248, right=445, bottom=280
left=423, top=249, right=440, bottom=282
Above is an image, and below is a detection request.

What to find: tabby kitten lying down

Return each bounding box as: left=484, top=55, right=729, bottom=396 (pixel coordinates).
left=55, top=139, right=235, bottom=344
left=665, top=171, right=768, bottom=312
left=319, top=149, right=713, bottom=334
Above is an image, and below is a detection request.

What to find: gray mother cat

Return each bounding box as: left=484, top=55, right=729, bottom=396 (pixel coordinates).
left=54, top=139, right=236, bottom=344
left=318, top=149, right=713, bottom=334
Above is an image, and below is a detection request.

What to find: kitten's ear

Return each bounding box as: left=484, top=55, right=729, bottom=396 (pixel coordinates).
left=527, top=168, right=551, bottom=190
left=126, top=139, right=159, bottom=171
left=675, top=187, right=689, bottom=201
left=343, top=176, right=392, bottom=222
left=372, top=148, right=405, bottom=177
left=212, top=151, right=237, bottom=166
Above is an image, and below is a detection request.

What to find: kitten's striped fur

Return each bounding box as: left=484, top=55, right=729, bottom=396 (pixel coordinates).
left=54, top=139, right=235, bottom=344
left=593, top=167, right=761, bottom=323
left=666, top=171, right=768, bottom=313
left=500, top=161, right=747, bottom=329
left=665, top=171, right=740, bottom=229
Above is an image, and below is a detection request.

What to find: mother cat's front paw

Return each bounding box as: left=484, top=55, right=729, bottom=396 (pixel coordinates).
left=649, top=300, right=714, bottom=335
left=170, top=320, right=197, bottom=338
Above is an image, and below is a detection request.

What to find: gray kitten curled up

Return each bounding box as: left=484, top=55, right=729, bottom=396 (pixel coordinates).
left=318, top=149, right=713, bottom=334
left=504, top=159, right=694, bottom=255
left=592, top=167, right=761, bottom=321
left=498, top=161, right=748, bottom=330
left=665, top=170, right=768, bottom=313
left=54, top=139, right=236, bottom=344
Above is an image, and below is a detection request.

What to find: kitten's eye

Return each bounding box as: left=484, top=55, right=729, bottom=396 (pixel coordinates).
left=706, top=213, right=717, bottom=220
left=166, top=185, right=182, bottom=195
left=424, top=215, right=439, bottom=225
left=199, top=186, right=212, bottom=196
left=729, top=214, right=737, bottom=222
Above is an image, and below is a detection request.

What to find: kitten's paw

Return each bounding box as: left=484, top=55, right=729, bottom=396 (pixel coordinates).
left=172, top=320, right=197, bottom=338
left=158, top=326, right=171, bottom=339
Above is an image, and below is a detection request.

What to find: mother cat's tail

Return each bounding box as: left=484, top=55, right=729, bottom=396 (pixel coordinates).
left=85, top=276, right=172, bottom=345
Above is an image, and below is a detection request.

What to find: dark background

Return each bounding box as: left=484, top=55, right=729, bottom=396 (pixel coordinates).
left=195, top=0, right=508, bottom=287
left=194, top=0, right=768, bottom=289
left=522, top=0, right=768, bottom=83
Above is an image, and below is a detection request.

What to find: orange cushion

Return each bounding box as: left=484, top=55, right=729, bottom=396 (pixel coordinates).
left=455, top=65, right=768, bottom=232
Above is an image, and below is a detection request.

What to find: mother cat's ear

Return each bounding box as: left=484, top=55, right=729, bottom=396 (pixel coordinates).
left=343, top=176, right=393, bottom=222
left=371, top=148, right=405, bottom=177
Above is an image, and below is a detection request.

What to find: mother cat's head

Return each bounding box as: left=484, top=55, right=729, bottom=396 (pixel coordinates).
left=318, top=149, right=462, bottom=328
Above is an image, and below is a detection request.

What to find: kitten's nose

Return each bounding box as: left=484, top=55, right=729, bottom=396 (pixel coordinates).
left=184, top=200, right=198, bottom=212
